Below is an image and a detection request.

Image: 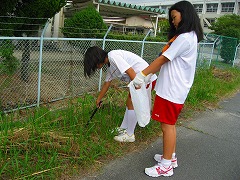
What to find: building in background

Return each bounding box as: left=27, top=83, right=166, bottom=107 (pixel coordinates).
left=135, top=0, right=240, bottom=33
left=47, top=0, right=165, bottom=37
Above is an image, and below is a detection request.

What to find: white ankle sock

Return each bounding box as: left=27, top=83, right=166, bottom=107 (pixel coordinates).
left=126, top=110, right=137, bottom=136
left=172, top=153, right=176, bottom=159
left=161, top=158, right=171, bottom=166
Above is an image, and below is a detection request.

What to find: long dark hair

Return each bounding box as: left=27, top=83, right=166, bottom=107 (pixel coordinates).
left=168, top=0, right=203, bottom=42
left=84, top=46, right=108, bottom=77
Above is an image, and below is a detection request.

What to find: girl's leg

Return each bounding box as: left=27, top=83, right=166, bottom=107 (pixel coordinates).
left=126, top=110, right=137, bottom=136
left=145, top=123, right=175, bottom=177
left=151, top=95, right=181, bottom=160
left=120, top=107, right=128, bottom=129
left=126, top=93, right=137, bottom=136
left=161, top=123, right=176, bottom=160
left=154, top=124, right=177, bottom=161
left=126, top=92, right=134, bottom=110
left=173, top=125, right=176, bottom=155
left=113, top=94, right=136, bottom=142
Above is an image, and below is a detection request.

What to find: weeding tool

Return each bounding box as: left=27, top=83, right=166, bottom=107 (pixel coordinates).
left=86, top=101, right=102, bottom=126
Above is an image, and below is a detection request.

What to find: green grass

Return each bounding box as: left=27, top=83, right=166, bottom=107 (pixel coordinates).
left=1, top=66, right=240, bottom=179
left=186, top=66, right=240, bottom=108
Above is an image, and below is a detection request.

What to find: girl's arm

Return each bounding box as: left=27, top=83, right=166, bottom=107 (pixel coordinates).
left=125, top=67, right=136, bottom=80
left=133, top=55, right=169, bottom=87
left=96, top=81, right=111, bottom=107
left=142, top=55, right=169, bottom=76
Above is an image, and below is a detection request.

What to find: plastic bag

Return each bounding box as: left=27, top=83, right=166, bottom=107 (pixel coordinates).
left=128, top=81, right=152, bottom=127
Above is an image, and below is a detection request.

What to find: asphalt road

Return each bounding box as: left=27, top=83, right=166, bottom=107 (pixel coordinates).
left=79, top=91, right=240, bottom=180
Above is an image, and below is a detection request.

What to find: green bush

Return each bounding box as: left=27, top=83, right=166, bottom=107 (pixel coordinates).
left=220, top=36, right=238, bottom=63
left=62, top=5, right=107, bottom=38
left=0, top=40, right=19, bottom=75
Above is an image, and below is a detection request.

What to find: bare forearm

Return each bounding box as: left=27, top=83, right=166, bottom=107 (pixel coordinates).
left=97, top=81, right=111, bottom=103
left=142, top=55, right=169, bottom=76
left=125, top=67, right=136, bottom=80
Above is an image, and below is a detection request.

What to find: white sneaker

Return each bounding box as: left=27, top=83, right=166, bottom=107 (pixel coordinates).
left=154, top=154, right=178, bottom=168
left=114, top=132, right=135, bottom=142
left=145, top=163, right=173, bottom=177
left=111, top=127, right=127, bottom=135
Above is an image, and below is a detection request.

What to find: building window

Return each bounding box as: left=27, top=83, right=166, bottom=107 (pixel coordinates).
left=206, top=3, right=218, bottom=12
left=203, top=18, right=215, bottom=27
left=221, top=3, right=234, bottom=12
left=194, top=4, right=203, bottom=13
left=239, top=3, right=240, bottom=14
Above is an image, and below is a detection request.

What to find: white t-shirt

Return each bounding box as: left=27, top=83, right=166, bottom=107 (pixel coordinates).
left=155, top=31, right=198, bottom=104
left=105, top=50, right=157, bottom=82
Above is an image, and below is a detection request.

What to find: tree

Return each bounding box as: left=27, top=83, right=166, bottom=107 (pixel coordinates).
left=209, top=14, right=240, bottom=63
left=0, top=0, right=66, bottom=37
left=157, top=18, right=169, bottom=41
left=61, top=5, right=107, bottom=38
left=210, top=14, right=240, bottom=39
left=0, top=0, right=66, bottom=81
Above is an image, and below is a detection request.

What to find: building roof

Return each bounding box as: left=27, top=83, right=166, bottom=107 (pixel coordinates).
left=65, top=0, right=165, bottom=18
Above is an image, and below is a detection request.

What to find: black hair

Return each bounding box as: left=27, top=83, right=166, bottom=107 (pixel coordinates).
left=84, top=46, right=108, bottom=77
left=168, top=0, right=203, bottom=42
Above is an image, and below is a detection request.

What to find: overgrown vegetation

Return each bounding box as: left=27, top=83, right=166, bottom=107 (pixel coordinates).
left=185, top=66, right=240, bottom=115
left=0, top=66, right=240, bottom=179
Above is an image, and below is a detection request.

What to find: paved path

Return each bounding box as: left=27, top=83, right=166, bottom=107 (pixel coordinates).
left=79, top=92, right=240, bottom=180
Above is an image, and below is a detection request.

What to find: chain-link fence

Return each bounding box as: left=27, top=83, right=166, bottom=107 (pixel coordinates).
left=202, top=33, right=239, bottom=67
left=234, top=43, right=240, bottom=67
left=0, top=34, right=239, bottom=112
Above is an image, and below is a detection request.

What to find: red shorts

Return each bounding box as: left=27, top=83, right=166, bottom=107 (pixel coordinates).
left=146, top=80, right=156, bottom=90
left=151, top=95, right=183, bottom=125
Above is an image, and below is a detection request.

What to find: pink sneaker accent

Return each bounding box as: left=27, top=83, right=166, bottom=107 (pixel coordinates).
left=145, top=163, right=173, bottom=177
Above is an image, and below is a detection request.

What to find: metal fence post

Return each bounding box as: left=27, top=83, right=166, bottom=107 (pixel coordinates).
left=98, top=24, right=113, bottom=92
left=216, top=36, right=222, bottom=62
left=209, top=36, right=220, bottom=66
left=141, top=29, right=152, bottom=58
left=233, top=43, right=240, bottom=67
left=37, top=19, right=50, bottom=107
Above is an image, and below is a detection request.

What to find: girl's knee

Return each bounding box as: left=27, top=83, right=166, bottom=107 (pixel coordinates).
left=161, top=123, right=175, bottom=132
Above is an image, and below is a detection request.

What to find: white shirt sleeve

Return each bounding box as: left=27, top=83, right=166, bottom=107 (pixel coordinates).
left=162, top=35, right=190, bottom=61
left=109, top=53, right=131, bottom=74
left=105, top=51, right=132, bottom=82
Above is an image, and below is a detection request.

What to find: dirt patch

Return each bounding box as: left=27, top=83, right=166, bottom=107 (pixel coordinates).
left=212, top=67, right=234, bottom=82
